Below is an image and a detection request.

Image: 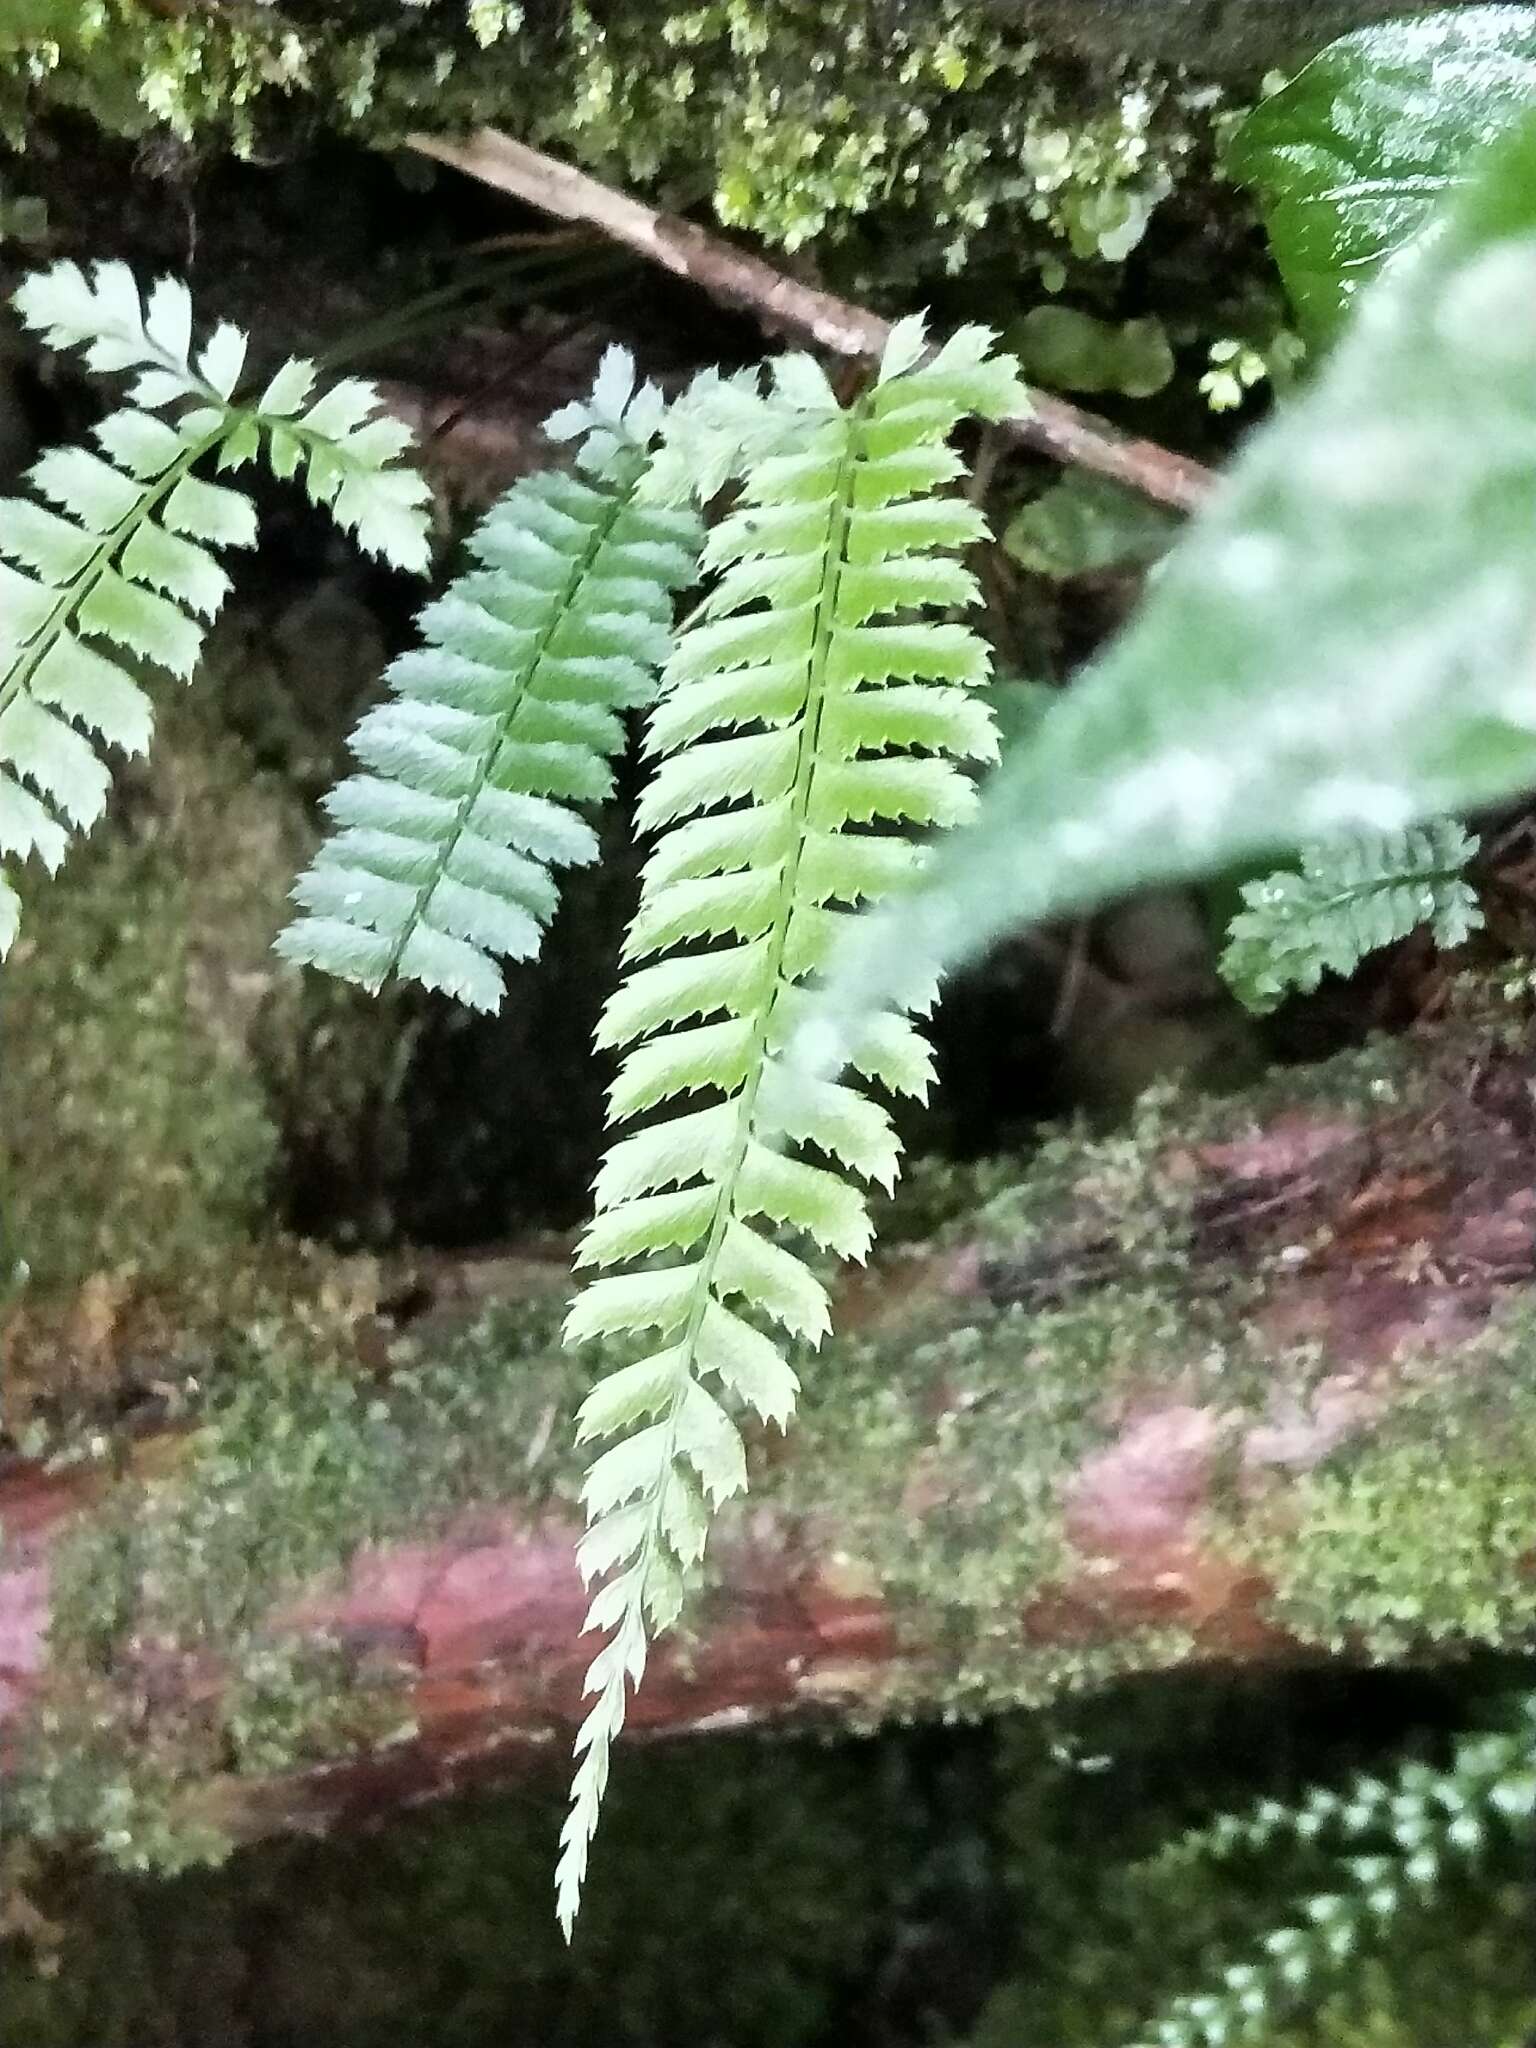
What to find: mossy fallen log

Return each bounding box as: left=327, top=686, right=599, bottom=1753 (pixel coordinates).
left=0, top=0, right=1495, bottom=289
left=2, top=1001, right=1534, bottom=1876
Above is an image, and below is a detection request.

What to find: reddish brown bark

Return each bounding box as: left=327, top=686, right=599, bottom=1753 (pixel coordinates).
left=2, top=1025, right=1534, bottom=1850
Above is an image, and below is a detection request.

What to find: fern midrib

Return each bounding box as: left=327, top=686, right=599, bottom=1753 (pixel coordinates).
left=1272, top=858, right=1472, bottom=942
left=618, top=397, right=867, bottom=1636
left=1327, top=863, right=1469, bottom=914
left=372, top=447, right=644, bottom=987
left=0, top=422, right=227, bottom=723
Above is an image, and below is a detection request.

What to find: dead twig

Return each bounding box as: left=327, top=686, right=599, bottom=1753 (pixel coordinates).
left=406, top=127, right=1216, bottom=514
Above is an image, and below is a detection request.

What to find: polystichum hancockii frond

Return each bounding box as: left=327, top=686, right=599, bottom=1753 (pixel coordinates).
left=277, top=351, right=700, bottom=1009
left=556, top=318, right=1029, bottom=1932
left=0, top=259, right=432, bottom=952
left=1124, top=1696, right=1536, bottom=2046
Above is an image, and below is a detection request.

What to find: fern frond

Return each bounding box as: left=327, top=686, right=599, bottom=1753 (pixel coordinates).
left=556, top=315, right=1030, bottom=1935
left=276, top=351, right=700, bottom=1010
left=1219, top=818, right=1480, bottom=1014
left=0, top=260, right=431, bottom=954
left=1126, top=1699, right=1536, bottom=2047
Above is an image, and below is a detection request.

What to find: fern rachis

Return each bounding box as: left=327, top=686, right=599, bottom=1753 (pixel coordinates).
left=556, top=321, right=1030, bottom=1931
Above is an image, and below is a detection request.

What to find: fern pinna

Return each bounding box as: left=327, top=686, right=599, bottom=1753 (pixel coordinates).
left=0, top=260, right=431, bottom=953
left=556, top=320, right=1029, bottom=1930
left=277, top=352, right=700, bottom=1010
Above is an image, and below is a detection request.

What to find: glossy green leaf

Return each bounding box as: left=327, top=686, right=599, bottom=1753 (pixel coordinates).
left=1008, top=305, right=1174, bottom=398
left=1230, top=4, right=1536, bottom=347
left=1003, top=473, right=1178, bottom=582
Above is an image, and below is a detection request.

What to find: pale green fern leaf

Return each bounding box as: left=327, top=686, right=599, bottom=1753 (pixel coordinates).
left=0, top=260, right=432, bottom=954
left=638, top=364, right=807, bottom=506
left=277, top=351, right=700, bottom=1011
left=555, top=323, right=1029, bottom=1936
left=1219, top=818, right=1480, bottom=1013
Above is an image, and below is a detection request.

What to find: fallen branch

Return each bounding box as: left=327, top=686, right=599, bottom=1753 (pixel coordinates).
left=406, top=128, right=1216, bottom=514
left=3, top=1018, right=1533, bottom=1856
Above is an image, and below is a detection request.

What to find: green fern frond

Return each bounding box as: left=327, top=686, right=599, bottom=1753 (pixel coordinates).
left=276, top=351, right=700, bottom=1010
left=1219, top=818, right=1481, bottom=1014
left=0, top=259, right=432, bottom=953
left=1127, top=1698, right=1536, bottom=2047
left=556, top=316, right=1030, bottom=1935
left=1144, top=1703, right=1536, bottom=1882
left=254, top=358, right=434, bottom=572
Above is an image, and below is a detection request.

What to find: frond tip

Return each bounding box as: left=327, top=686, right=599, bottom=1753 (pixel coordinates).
left=556, top=317, right=1029, bottom=1936
left=276, top=352, right=699, bottom=1011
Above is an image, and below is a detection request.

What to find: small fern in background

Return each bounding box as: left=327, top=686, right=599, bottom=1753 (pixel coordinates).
left=0, top=259, right=432, bottom=953
left=556, top=318, right=1029, bottom=1931
left=277, top=351, right=700, bottom=1009
left=1125, top=1696, right=1536, bottom=2046
left=1218, top=820, right=1482, bottom=1015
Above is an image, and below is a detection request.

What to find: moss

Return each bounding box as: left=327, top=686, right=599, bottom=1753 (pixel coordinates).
left=14, top=1004, right=1528, bottom=1869
left=0, top=556, right=460, bottom=1310
left=1234, top=1298, right=1536, bottom=1660
left=0, top=584, right=445, bottom=1367
left=2, top=1731, right=899, bottom=2048
left=44, top=1292, right=573, bottom=1648
left=12, top=1667, right=1528, bottom=2048
left=9, top=1287, right=575, bottom=1868
left=12, top=1233, right=1222, bottom=1868
left=7, top=1668, right=241, bottom=1880
left=221, top=1635, right=416, bottom=1778
left=781, top=1282, right=1219, bottom=1721
left=0, top=692, right=300, bottom=1297
left=3, top=0, right=1235, bottom=281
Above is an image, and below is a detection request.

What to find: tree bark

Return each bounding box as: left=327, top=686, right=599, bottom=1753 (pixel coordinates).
left=2, top=1013, right=1534, bottom=1857
left=407, top=129, right=1216, bottom=512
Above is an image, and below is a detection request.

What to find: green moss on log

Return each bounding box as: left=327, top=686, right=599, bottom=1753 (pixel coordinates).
left=19, top=1007, right=1536, bottom=1877
left=0, top=695, right=296, bottom=1297
left=1231, top=1299, right=1536, bottom=1661
left=3, top=1, right=1234, bottom=275
left=1, top=1733, right=893, bottom=2048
